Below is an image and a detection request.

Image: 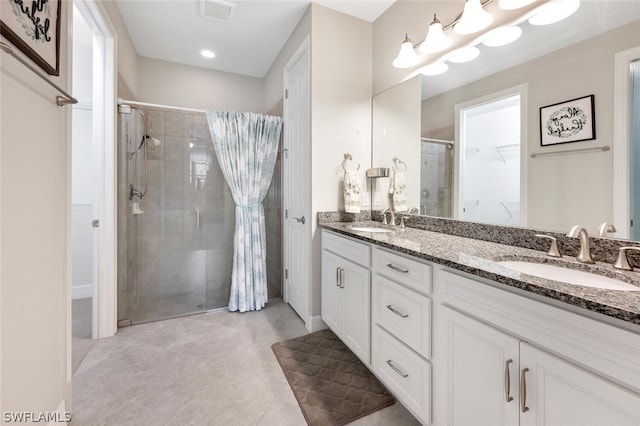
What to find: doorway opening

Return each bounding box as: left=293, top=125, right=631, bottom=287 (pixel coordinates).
left=632, top=59, right=640, bottom=240
left=456, top=87, right=526, bottom=227
left=70, top=0, right=117, bottom=376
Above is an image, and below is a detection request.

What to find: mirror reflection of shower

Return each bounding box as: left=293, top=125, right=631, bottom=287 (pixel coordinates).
left=121, top=106, right=162, bottom=214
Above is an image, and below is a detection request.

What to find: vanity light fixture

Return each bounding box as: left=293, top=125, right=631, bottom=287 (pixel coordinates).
left=447, top=46, right=481, bottom=63
left=498, top=0, right=536, bottom=10
left=529, top=0, right=580, bottom=26
left=454, top=0, right=494, bottom=35
left=200, top=49, right=216, bottom=58
left=482, top=25, right=523, bottom=46
left=419, top=14, right=452, bottom=54
left=421, top=62, right=449, bottom=76
left=392, top=34, right=421, bottom=68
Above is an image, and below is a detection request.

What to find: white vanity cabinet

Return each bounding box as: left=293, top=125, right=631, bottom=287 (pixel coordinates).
left=371, top=247, right=433, bottom=424
left=435, top=269, right=640, bottom=426
left=321, top=230, right=371, bottom=364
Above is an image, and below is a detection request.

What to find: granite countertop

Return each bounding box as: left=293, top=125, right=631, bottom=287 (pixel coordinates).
left=320, top=221, right=640, bottom=327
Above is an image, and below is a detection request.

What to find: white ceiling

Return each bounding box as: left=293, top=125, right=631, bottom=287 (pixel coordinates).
left=116, top=0, right=395, bottom=78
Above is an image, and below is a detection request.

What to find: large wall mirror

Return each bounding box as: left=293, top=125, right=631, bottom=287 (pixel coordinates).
left=372, top=1, right=640, bottom=239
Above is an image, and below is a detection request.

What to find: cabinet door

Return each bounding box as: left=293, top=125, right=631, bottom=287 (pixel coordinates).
left=443, top=307, right=520, bottom=426
left=520, top=343, right=640, bottom=426
left=321, top=250, right=342, bottom=334
left=342, top=260, right=371, bottom=364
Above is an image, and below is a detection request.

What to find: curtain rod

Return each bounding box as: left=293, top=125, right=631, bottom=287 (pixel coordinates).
left=1, top=41, right=77, bottom=106
left=117, top=98, right=207, bottom=114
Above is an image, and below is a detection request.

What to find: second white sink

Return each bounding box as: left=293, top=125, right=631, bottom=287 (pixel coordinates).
left=498, top=261, right=640, bottom=291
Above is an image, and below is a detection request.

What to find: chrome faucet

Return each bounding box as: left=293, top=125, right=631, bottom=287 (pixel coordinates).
left=381, top=208, right=396, bottom=226
left=567, top=225, right=594, bottom=264
left=597, top=222, right=617, bottom=237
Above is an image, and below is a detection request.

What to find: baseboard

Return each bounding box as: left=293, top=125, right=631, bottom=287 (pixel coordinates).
left=72, top=284, right=92, bottom=300
left=307, top=315, right=328, bottom=333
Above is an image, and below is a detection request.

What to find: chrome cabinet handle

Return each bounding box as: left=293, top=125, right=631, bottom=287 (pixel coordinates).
left=520, top=368, right=530, bottom=413
left=386, top=263, right=409, bottom=273
left=336, top=267, right=341, bottom=287
left=196, top=209, right=201, bottom=228
left=294, top=216, right=305, bottom=224
left=504, top=359, right=514, bottom=402
left=386, top=360, right=409, bottom=378
left=339, top=268, right=345, bottom=288
left=386, top=305, right=409, bottom=318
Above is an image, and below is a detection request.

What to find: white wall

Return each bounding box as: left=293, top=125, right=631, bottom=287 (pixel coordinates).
left=1, top=0, right=72, bottom=416
left=101, top=0, right=139, bottom=98
left=422, top=20, right=640, bottom=233
left=137, top=57, right=263, bottom=113
left=263, top=6, right=312, bottom=113
left=310, top=4, right=372, bottom=316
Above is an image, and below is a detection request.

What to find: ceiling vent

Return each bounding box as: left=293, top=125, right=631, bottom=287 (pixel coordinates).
left=200, top=0, right=237, bottom=24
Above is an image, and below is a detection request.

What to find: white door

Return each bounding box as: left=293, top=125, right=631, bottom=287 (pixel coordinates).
left=520, top=342, right=640, bottom=426
left=283, top=38, right=311, bottom=326
left=341, top=260, right=370, bottom=363
left=321, top=250, right=342, bottom=333
left=443, top=307, right=521, bottom=426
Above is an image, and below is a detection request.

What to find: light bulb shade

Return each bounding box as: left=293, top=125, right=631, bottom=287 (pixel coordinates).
left=529, top=0, right=580, bottom=26
left=454, top=0, right=494, bottom=35
left=393, top=36, right=420, bottom=68
left=482, top=26, right=522, bottom=47
left=419, top=16, right=452, bottom=54
left=447, top=47, right=480, bottom=63
left=421, top=62, right=449, bottom=76
left=498, top=0, right=536, bottom=10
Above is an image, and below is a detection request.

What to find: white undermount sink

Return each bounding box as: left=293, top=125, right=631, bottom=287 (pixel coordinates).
left=349, top=226, right=392, bottom=233
left=498, top=261, right=640, bottom=291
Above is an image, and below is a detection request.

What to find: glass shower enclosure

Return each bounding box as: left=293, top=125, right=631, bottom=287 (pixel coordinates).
left=117, top=107, right=234, bottom=324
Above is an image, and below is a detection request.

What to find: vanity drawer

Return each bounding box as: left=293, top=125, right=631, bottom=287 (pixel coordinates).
left=322, top=230, right=370, bottom=267
left=372, top=325, right=431, bottom=424
left=373, top=247, right=432, bottom=295
left=372, top=275, right=431, bottom=358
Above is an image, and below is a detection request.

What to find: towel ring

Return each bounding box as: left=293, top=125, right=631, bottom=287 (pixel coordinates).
left=342, top=153, right=360, bottom=171
left=392, top=157, right=407, bottom=172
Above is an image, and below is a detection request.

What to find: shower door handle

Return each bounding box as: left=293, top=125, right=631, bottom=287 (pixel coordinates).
left=195, top=209, right=201, bottom=228
left=294, top=216, right=305, bottom=225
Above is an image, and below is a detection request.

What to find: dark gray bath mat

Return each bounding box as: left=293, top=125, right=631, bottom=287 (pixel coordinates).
left=271, top=329, right=395, bottom=425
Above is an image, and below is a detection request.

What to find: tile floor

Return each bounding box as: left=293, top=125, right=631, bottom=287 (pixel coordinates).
left=71, top=299, right=420, bottom=425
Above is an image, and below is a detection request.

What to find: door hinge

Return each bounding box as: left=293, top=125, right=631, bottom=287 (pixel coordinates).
left=285, top=209, right=288, bottom=219
left=285, top=89, right=288, bottom=99
left=285, top=269, right=288, bottom=279
left=92, top=220, right=100, bottom=228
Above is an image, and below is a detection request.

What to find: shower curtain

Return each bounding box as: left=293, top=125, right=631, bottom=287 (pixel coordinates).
left=206, top=110, right=282, bottom=312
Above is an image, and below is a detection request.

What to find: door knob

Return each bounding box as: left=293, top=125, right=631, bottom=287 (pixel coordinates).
left=294, top=216, right=305, bottom=224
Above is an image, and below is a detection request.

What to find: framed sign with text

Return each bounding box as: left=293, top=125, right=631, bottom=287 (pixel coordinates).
left=1, top=0, right=61, bottom=76
left=539, top=95, right=596, bottom=146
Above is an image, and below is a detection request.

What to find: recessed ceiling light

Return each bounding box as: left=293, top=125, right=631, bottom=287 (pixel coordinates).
left=200, top=49, right=216, bottom=59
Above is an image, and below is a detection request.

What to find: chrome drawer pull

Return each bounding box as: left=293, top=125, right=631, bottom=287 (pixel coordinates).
left=386, top=263, right=409, bottom=273
left=339, top=268, right=345, bottom=288
left=386, top=305, right=409, bottom=318
left=520, top=368, right=530, bottom=413
left=504, top=359, right=513, bottom=402
left=336, top=267, right=341, bottom=287
left=386, top=360, right=409, bottom=378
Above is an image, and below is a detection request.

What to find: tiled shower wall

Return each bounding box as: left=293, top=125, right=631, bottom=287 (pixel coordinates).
left=117, top=107, right=283, bottom=323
